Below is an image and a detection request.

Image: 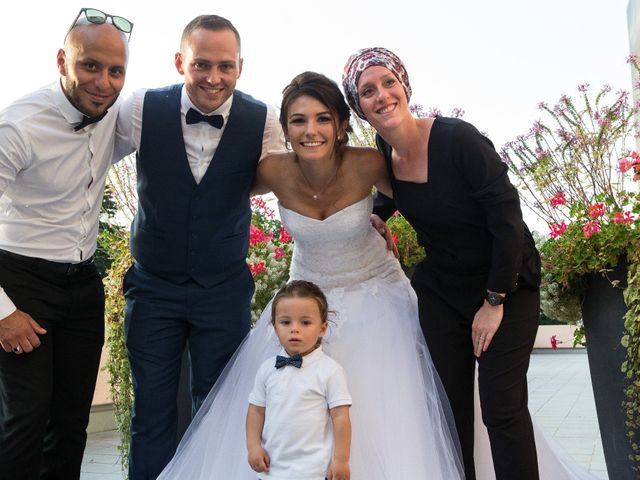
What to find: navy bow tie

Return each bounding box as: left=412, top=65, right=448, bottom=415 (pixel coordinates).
left=185, top=108, right=224, bottom=129
left=74, top=110, right=108, bottom=131
left=275, top=354, right=303, bottom=369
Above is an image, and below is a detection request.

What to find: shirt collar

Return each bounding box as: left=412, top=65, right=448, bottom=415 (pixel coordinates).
left=54, top=80, right=86, bottom=126
left=180, top=84, right=233, bottom=120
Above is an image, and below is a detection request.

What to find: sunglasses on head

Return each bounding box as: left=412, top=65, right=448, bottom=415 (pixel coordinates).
left=68, top=8, right=133, bottom=39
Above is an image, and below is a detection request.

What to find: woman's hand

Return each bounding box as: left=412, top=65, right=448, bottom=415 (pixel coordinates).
left=370, top=214, right=399, bottom=259
left=472, top=301, right=504, bottom=357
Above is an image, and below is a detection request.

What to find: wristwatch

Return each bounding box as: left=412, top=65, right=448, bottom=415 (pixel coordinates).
left=485, top=291, right=506, bottom=306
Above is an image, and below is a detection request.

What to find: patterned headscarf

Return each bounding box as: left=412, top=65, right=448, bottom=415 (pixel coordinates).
left=342, top=47, right=412, bottom=120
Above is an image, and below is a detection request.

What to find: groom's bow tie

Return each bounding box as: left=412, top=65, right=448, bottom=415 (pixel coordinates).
left=74, top=110, right=108, bottom=131
left=186, top=108, right=224, bottom=129
left=275, top=354, right=303, bottom=369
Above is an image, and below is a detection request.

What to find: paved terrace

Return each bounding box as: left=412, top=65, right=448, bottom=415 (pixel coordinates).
left=80, top=349, right=607, bottom=479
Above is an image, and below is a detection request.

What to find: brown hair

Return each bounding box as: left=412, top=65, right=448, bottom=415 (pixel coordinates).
left=271, top=280, right=329, bottom=325
left=180, top=15, right=241, bottom=54
left=280, top=72, right=353, bottom=153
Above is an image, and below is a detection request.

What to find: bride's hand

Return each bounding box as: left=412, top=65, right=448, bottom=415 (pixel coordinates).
left=370, top=214, right=399, bottom=259
left=472, top=301, right=504, bottom=357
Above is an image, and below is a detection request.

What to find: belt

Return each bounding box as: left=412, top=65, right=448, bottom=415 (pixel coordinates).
left=0, top=249, right=96, bottom=276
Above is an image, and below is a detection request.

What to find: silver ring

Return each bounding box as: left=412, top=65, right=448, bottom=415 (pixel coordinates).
left=479, top=336, right=486, bottom=340
left=12, top=346, right=21, bottom=354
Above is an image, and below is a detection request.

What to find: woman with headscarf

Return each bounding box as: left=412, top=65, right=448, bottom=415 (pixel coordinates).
left=342, top=48, right=596, bottom=480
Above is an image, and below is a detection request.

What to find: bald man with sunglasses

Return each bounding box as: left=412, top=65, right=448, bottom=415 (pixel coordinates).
left=0, top=9, right=131, bottom=479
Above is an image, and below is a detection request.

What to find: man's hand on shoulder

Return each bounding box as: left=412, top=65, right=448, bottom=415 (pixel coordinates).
left=0, top=309, right=47, bottom=354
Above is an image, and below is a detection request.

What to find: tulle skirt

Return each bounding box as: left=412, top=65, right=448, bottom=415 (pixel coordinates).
left=158, top=271, right=465, bottom=479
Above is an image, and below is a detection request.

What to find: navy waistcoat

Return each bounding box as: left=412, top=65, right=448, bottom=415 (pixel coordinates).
left=130, top=84, right=267, bottom=287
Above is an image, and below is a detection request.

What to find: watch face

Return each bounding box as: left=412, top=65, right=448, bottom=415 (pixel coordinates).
left=486, top=292, right=504, bottom=306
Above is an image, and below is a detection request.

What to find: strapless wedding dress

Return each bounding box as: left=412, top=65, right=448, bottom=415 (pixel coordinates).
left=158, top=195, right=598, bottom=479
left=158, top=195, right=464, bottom=479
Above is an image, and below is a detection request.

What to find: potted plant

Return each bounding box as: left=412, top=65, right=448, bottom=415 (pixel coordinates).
left=500, top=56, right=640, bottom=477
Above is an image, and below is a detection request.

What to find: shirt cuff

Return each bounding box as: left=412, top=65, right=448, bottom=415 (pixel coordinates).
left=0, top=288, right=17, bottom=320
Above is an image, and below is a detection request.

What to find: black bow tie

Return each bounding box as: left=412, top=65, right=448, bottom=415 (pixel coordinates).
left=275, top=354, right=303, bottom=369
left=74, top=110, right=108, bottom=131
left=185, top=108, right=224, bottom=129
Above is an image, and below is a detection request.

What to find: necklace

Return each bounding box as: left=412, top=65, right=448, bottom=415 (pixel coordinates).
left=297, top=161, right=340, bottom=200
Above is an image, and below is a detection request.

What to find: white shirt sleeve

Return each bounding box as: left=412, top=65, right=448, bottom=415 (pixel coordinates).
left=259, top=105, right=286, bottom=161
left=0, top=122, right=27, bottom=320
left=114, top=88, right=146, bottom=163
left=248, top=361, right=269, bottom=407
left=326, top=364, right=352, bottom=409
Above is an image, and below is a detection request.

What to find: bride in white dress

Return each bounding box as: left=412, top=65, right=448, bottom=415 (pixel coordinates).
left=158, top=71, right=464, bottom=479
left=158, top=72, right=598, bottom=479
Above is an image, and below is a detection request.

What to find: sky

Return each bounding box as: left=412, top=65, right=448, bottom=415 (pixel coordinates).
left=0, top=0, right=635, bottom=227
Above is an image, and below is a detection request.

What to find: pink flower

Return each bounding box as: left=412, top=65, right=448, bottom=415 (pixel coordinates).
left=279, top=226, right=292, bottom=244
left=618, top=158, right=634, bottom=173
left=274, top=247, right=286, bottom=260
left=549, top=221, right=568, bottom=238
left=249, top=225, right=272, bottom=245
left=250, top=196, right=275, bottom=218
left=614, top=211, right=636, bottom=224
left=582, top=220, right=601, bottom=239
left=588, top=203, right=605, bottom=218
left=249, top=262, right=266, bottom=274
left=550, top=193, right=567, bottom=208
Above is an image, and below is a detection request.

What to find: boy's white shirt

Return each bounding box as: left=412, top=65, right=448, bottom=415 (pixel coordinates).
left=249, top=346, right=352, bottom=480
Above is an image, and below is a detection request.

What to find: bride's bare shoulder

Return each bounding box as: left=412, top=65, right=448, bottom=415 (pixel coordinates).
left=258, top=152, right=293, bottom=177
left=344, top=146, right=386, bottom=171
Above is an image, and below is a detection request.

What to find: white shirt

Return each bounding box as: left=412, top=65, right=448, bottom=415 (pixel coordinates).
left=0, top=81, right=120, bottom=318
left=115, top=85, right=285, bottom=183
left=249, top=347, right=352, bottom=480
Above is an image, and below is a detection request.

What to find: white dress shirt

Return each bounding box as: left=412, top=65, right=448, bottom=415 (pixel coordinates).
left=249, top=347, right=352, bottom=480
left=0, top=81, right=120, bottom=318
left=115, top=85, right=285, bottom=183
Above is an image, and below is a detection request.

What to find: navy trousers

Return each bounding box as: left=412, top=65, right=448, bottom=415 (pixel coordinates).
left=0, top=253, right=104, bottom=480
left=124, top=262, right=254, bottom=480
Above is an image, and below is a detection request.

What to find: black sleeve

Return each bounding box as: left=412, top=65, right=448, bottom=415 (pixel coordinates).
left=452, top=121, right=524, bottom=293
left=373, top=190, right=396, bottom=221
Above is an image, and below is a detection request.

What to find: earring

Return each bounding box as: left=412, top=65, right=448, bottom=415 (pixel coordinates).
left=285, top=139, right=292, bottom=150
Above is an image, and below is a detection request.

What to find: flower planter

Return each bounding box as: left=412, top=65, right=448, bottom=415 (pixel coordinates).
left=581, top=259, right=636, bottom=479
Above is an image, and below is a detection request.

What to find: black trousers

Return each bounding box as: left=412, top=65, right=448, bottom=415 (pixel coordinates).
left=0, top=252, right=104, bottom=480
left=413, top=269, right=540, bottom=480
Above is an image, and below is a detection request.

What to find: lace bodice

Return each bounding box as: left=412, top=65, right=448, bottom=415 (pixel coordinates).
left=279, top=195, right=405, bottom=289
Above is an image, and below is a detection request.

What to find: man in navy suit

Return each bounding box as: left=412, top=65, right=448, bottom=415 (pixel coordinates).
left=116, top=15, right=284, bottom=479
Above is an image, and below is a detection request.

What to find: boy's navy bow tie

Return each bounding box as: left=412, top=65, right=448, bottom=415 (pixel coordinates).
left=74, top=110, right=108, bottom=131
left=275, top=354, right=303, bottom=369
left=186, top=108, right=224, bottom=129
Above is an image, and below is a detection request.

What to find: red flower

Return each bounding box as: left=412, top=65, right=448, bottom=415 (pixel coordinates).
left=549, top=221, right=568, bottom=238
left=550, top=193, right=567, bottom=208
left=250, top=225, right=272, bottom=245
left=280, top=226, right=292, bottom=243
left=588, top=203, right=605, bottom=218
left=614, top=211, right=636, bottom=224
left=249, top=261, right=267, bottom=274
left=391, top=233, right=399, bottom=246
left=274, top=247, right=286, bottom=260
left=582, top=220, right=600, bottom=239
left=550, top=335, right=558, bottom=350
